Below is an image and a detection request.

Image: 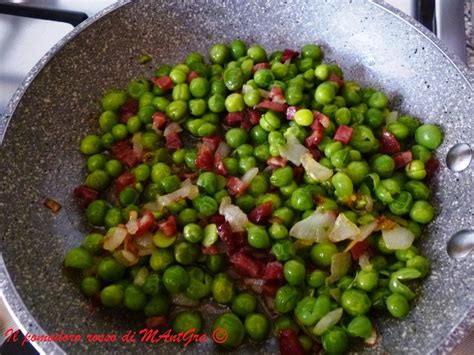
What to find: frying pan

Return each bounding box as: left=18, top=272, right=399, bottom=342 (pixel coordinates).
left=0, top=0, right=473, bottom=353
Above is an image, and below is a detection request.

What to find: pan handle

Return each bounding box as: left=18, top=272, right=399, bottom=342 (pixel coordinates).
left=0, top=3, right=88, bottom=27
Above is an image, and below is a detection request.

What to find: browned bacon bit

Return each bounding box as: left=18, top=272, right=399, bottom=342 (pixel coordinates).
left=43, top=198, right=62, bottom=213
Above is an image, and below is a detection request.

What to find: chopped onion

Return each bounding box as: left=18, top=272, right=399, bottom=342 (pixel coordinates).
left=125, top=210, right=139, bottom=234
left=164, top=122, right=182, bottom=136
left=132, top=132, right=144, bottom=155
left=289, top=211, right=336, bottom=242
left=114, top=249, right=139, bottom=266
left=243, top=278, right=265, bottom=294
left=241, top=167, right=259, bottom=185
left=156, top=179, right=199, bottom=210
left=133, top=266, right=149, bottom=287
left=365, top=326, right=378, bottom=346
left=382, top=224, right=415, bottom=250
left=216, top=141, right=231, bottom=159
left=358, top=253, right=372, bottom=270
left=344, top=221, right=378, bottom=252
left=279, top=134, right=308, bottom=165
left=328, top=213, right=361, bottom=242
left=313, top=308, right=343, bottom=336
left=301, top=153, right=333, bottom=182
left=170, top=293, right=200, bottom=307
left=103, top=225, right=128, bottom=251
left=327, top=252, right=351, bottom=284
left=219, top=196, right=249, bottom=232
left=242, top=84, right=252, bottom=94
left=135, top=232, right=155, bottom=256
left=386, top=110, right=399, bottom=124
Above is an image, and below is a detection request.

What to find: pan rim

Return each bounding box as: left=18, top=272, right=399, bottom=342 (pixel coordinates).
left=0, top=0, right=472, bottom=353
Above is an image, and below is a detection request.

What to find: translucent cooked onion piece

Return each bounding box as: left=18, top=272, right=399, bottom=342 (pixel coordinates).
left=289, top=211, right=336, bottom=242
left=103, top=225, right=128, bottom=251
left=328, top=213, right=361, bottom=242
left=344, top=221, right=378, bottom=252
left=241, top=167, right=259, bottom=185
left=219, top=196, right=249, bottom=232
left=156, top=179, right=199, bottom=210
left=216, top=141, right=231, bottom=158
left=358, top=253, right=372, bottom=271
left=135, top=232, right=155, bottom=256
left=125, top=210, right=139, bottom=234
left=279, top=134, right=308, bottom=165
left=327, top=252, right=351, bottom=284
left=382, top=224, right=415, bottom=250
left=170, top=293, right=200, bottom=307
left=163, top=122, right=182, bottom=136
left=114, top=249, right=139, bottom=266
left=313, top=308, right=343, bottom=336
left=133, top=266, right=149, bottom=287
left=301, top=153, right=333, bottom=182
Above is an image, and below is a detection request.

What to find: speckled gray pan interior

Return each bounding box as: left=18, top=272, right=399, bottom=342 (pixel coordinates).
left=0, top=0, right=473, bottom=354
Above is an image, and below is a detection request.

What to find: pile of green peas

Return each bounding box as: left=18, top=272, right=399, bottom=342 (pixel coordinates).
left=65, top=39, right=443, bottom=354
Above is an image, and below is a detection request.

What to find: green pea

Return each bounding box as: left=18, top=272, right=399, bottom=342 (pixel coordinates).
left=270, top=166, right=294, bottom=188
left=119, top=186, right=139, bottom=206
left=330, top=148, right=351, bottom=169
left=406, top=255, right=430, bottom=278
left=253, top=69, right=273, bottom=88
left=162, top=265, right=189, bottom=294
left=247, top=225, right=271, bottom=249
left=322, top=327, right=349, bottom=355
left=363, top=108, right=384, bottom=128
left=260, top=111, right=281, bottom=132
left=411, top=144, right=432, bottom=163
left=307, top=270, right=327, bottom=288
left=245, top=313, right=269, bottom=342
left=350, top=125, right=379, bottom=153
left=275, top=284, right=300, bottom=313
left=226, top=127, right=248, bottom=148
left=64, top=247, right=92, bottom=269
left=231, top=293, right=257, bottom=317
left=229, top=39, right=247, bottom=59
left=388, top=191, right=413, bottom=215
left=206, top=254, right=224, bottom=273
left=102, top=89, right=127, bottom=111
left=293, top=108, right=313, bottom=126
left=290, top=187, right=314, bottom=211
left=247, top=45, right=267, bottom=63
left=341, top=289, right=371, bottom=315
left=150, top=162, right=171, bottom=183
left=285, top=85, right=303, bottom=105
left=176, top=208, right=197, bottom=227
left=82, top=233, right=104, bottom=255
left=80, top=276, right=100, bottom=297
left=387, top=121, right=409, bottom=140
left=188, top=99, right=206, bottom=116
left=332, top=172, right=354, bottom=199
left=324, top=141, right=343, bottom=158
left=273, top=316, right=299, bottom=336
left=371, top=154, right=395, bottom=178
left=209, top=43, right=230, bottom=64
left=310, top=242, right=338, bottom=268
left=244, top=89, right=262, bottom=107
left=86, top=199, right=108, bottom=226
left=345, top=161, right=370, bottom=185
left=104, top=207, right=123, bottom=229
left=284, top=260, right=306, bottom=285
left=192, top=195, right=217, bottom=217
left=272, top=62, right=288, bottom=79
left=315, top=63, right=329, bottom=81
left=225, top=93, right=245, bottom=112
left=347, top=315, right=372, bottom=339
left=212, top=313, right=245, bottom=348
left=142, top=273, right=162, bottom=296
left=150, top=248, right=174, bottom=271
left=185, top=267, right=213, bottom=300
left=415, top=124, right=443, bottom=150
left=123, top=284, right=147, bottom=311
left=315, top=82, right=336, bottom=105
left=212, top=273, right=234, bottom=304
left=405, top=160, right=426, bottom=180
left=80, top=135, right=102, bottom=155
left=334, top=107, right=351, bottom=126
left=144, top=294, right=170, bottom=317
left=210, top=80, right=227, bottom=96
left=166, top=100, right=187, bottom=121
left=248, top=174, right=269, bottom=197
left=169, top=68, right=186, bottom=84
left=398, top=115, right=421, bottom=135
left=368, top=91, right=388, bottom=109
left=189, top=77, right=209, bottom=98
left=355, top=269, right=379, bottom=292
left=98, top=257, right=125, bottom=282
left=223, top=67, right=244, bottom=91
left=269, top=223, right=288, bottom=240
left=98, top=111, right=118, bottom=133
left=409, top=200, right=435, bottom=224
left=172, top=310, right=202, bottom=334
left=386, top=293, right=409, bottom=318
left=100, top=284, right=123, bottom=307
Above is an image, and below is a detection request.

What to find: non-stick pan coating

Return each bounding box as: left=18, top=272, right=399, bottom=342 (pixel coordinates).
left=0, top=0, right=473, bottom=353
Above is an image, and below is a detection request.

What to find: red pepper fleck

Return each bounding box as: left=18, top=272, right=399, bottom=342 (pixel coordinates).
left=224, top=112, right=244, bottom=126
left=151, top=75, right=173, bottom=91
left=305, top=122, right=324, bottom=147
left=248, top=201, right=273, bottom=225
left=152, top=112, right=167, bottom=130
left=256, top=100, right=288, bottom=112
left=380, top=129, right=401, bottom=154
left=135, top=211, right=155, bottom=237
left=110, top=140, right=143, bottom=168
left=165, top=132, right=181, bottom=151
left=158, top=215, right=177, bottom=237
left=229, top=251, right=263, bottom=278
left=263, top=261, right=283, bottom=280
left=115, top=171, right=136, bottom=192
left=281, top=49, right=299, bottom=63
left=278, top=329, right=305, bottom=355
left=226, top=176, right=248, bottom=197
left=246, top=108, right=262, bottom=125
left=393, top=150, right=413, bottom=169
left=187, top=71, right=199, bottom=82
left=333, top=125, right=354, bottom=144
left=73, top=185, right=99, bottom=206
